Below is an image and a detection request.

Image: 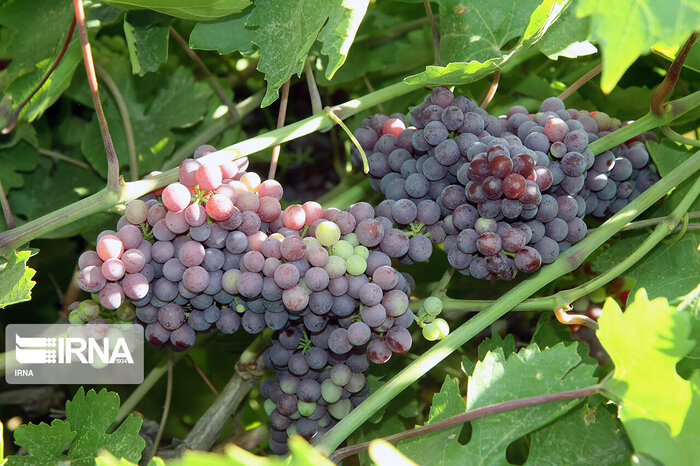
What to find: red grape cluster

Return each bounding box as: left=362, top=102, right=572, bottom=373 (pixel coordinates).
left=354, top=89, right=660, bottom=280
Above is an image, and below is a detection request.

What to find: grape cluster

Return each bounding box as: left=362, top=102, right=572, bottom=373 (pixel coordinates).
left=260, top=324, right=371, bottom=453
left=354, top=89, right=660, bottom=280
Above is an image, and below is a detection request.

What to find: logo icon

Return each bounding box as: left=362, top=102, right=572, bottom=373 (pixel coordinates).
left=15, top=336, right=57, bottom=364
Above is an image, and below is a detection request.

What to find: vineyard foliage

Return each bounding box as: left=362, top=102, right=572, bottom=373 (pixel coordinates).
left=0, top=0, right=699, bottom=464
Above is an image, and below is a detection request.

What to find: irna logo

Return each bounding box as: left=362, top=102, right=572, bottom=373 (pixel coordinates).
left=15, top=334, right=134, bottom=365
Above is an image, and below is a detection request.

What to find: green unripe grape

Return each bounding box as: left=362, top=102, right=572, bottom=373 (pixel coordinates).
left=68, top=309, right=85, bottom=324
left=316, top=221, right=341, bottom=247
left=106, top=328, right=125, bottom=350
left=422, top=322, right=440, bottom=341
left=331, top=240, right=354, bottom=260
left=329, top=364, right=351, bottom=386
left=321, top=379, right=342, bottom=403
left=324, top=255, right=347, bottom=279
left=286, top=424, right=297, bottom=436
left=125, top=199, right=148, bottom=224
left=78, top=299, right=100, bottom=321
left=264, top=398, right=276, bottom=415
left=434, top=318, right=450, bottom=339
left=345, top=255, right=367, bottom=276
left=328, top=399, right=352, bottom=420
left=318, top=414, right=331, bottom=427
left=236, top=304, right=245, bottom=313
left=289, top=410, right=301, bottom=420
left=303, top=236, right=321, bottom=253
left=297, top=401, right=317, bottom=417
left=353, top=245, right=369, bottom=259
left=343, top=233, right=359, bottom=247
left=423, top=296, right=443, bottom=317
left=222, top=269, right=241, bottom=294
left=116, top=301, right=136, bottom=321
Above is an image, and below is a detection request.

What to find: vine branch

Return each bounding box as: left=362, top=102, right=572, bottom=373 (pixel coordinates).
left=0, top=177, right=16, bottom=229
left=2, top=17, right=76, bottom=135
left=423, top=0, right=440, bottom=64
left=480, top=70, right=501, bottom=109
left=305, top=57, right=323, bottom=114
left=660, top=126, right=700, bottom=147
left=37, top=148, right=93, bottom=171
left=95, top=64, right=137, bottom=181
left=558, top=63, right=602, bottom=101
left=149, top=350, right=173, bottom=461
left=169, top=26, right=237, bottom=118
left=650, top=32, right=698, bottom=116
left=268, top=79, right=291, bottom=180
left=328, top=385, right=602, bottom=462
left=73, top=0, right=120, bottom=193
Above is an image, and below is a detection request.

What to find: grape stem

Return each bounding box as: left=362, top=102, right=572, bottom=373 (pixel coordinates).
left=148, top=350, right=174, bottom=462
left=95, top=64, right=137, bottom=181
left=480, top=70, right=500, bottom=109
left=660, top=126, right=700, bottom=147
left=268, top=80, right=291, bottom=180
left=554, top=306, right=598, bottom=330
left=36, top=148, right=94, bottom=171
left=650, top=32, right=698, bottom=117
left=558, top=63, right=602, bottom=101
left=2, top=83, right=699, bottom=258
left=182, top=330, right=271, bottom=452
left=186, top=354, right=220, bottom=396
left=328, top=384, right=602, bottom=463
left=314, top=149, right=700, bottom=455
left=169, top=26, right=238, bottom=118
left=1, top=16, right=76, bottom=135
left=423, top=0, right=440, bottom=65
left=73, top=0, right=120, bottom=193
left=0, top=177, right=16, bottom=229
left=305, top=57, right=323, bottom=114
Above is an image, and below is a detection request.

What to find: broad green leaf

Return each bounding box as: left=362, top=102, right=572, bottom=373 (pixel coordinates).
left=398, top=343, right=597, bottom=465
left=247, top=0, right=368, bottom=106
left=524, top=402, right=632, bottom=465
left=0, top=141, right=39, bottom=191
left=0, top=249, right=36, bottom=308
left=477, top=332, right=516, bottom=360
left=8, top=419, right=76, bottom=465
left=407, top=0, right=567, bottom=86
left=123, top=11, right=171, bottom=76
left=576, top=0, right=700, bottom=93
left=597, top=289, right=700, bottom=465
left=8, top=387, right=144, bottom=465
left=318, top=0, right=370, bottom=79
left=189, top=10, right=257, bottom=56
left=537, top=0, right=596, bottom=59
left=104, top=0, right=250, bottom=21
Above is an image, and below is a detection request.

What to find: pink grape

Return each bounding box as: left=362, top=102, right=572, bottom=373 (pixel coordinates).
left=99, top=282, right=124, bottom=309
left=121, top=249, right=146, bottom=273
left=196, top=164, right=223, bottom=190
left=183, top=266, right=209, bottom=293
left=147, top=203, right=167, bottom=226
left=247, top=231, right=267, bottom=252
left=97, top=235, right=124, bottom=261
left=215, top=183, right=238, bottom=202
left=258, top=179, right=284, bottom=200
left=240, top=172, right=261, bottom=191
left=179, top=240, right=205, bottom=267
left=101, top=258, right=125, bottom=281
left=258, top=196, right=281, bottom=222
left=235, top=191, right=260, bottom=212
left=282, top=205, right=306, bottom=230
left=178, top=159, right=201, bottom=187
left=78, top=251, right=102, bottom=269
left=165, top=210, right=189, bottom=234
left=302, top=201, right=323, bottom=226
left=184, top=204, right=207, bottom=227
left=117, top=224, right=142, bottom=250
left=206, top=194, right=234, bottom=221
left=78, top=266, right=106, bottom=292
left=162, top=183, right=192, bottom=212
left=123, top=273, right=149, bottom=300
left=219, top=160, right=238, bottom=179
left=382, top=118, right=406, bottom=138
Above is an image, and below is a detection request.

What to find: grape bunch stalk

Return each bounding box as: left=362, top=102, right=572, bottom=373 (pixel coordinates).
left=353, top=88, right=659, bottom=280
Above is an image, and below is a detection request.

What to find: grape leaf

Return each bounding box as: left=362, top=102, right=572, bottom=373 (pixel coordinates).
left=597, top=289, right=700, bottom=465
left=406, top=0, right=567, bottom=86
left=576, top=0, right=700, bottom=93
left=524, top=402, right=632, bottom=465
left=0, top=141, right=39, bottom=191
left=123, top=11, right=171, bottom=76
left=0, top=249, right=36, bottom=308
left=247, top=0, right=368, bottom=107
left=397, top=343, right=597, bottom=464
left=537, top=0, right=597, bottom=59
left=104, top=0, right=251, bottom=21
left=189, top=9, right=257, bottom=56
left=7, top=387, right=145, bottom=465
left=477, top=332, right=516, bottom=360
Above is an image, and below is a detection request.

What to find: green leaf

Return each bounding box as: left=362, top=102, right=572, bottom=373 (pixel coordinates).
left=0, top=141, right=39, bottom=191
left=477, top=332, right=516, bottom=360
left=576, top=0, right=700, bottom=93
left=537, top=0, right=597, bottom=59
left=0, top=249, right=36, bottom=308
left=407, top=0, right=568, bottom=86
left=8, top=419, right=76, bottom=465
left=597, top=289, right=700, bottom=465
left=189, top=10, right=257, bottom=56
left=397, top=343, right=597, bottom=464
left=103, top=0, right=251, bottom=21
left=123, top=11, right=171, bottom=76
left=8, top=387, right=144, bottom=465
left=247, top=0, right=368, bottom=106
left=524, top=402, right=633, bottom=465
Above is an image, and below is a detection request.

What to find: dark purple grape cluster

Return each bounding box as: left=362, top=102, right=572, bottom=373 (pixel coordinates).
left=261, top=323, right=371, bottom=453
left=353, top=90, right=660, bottom=280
